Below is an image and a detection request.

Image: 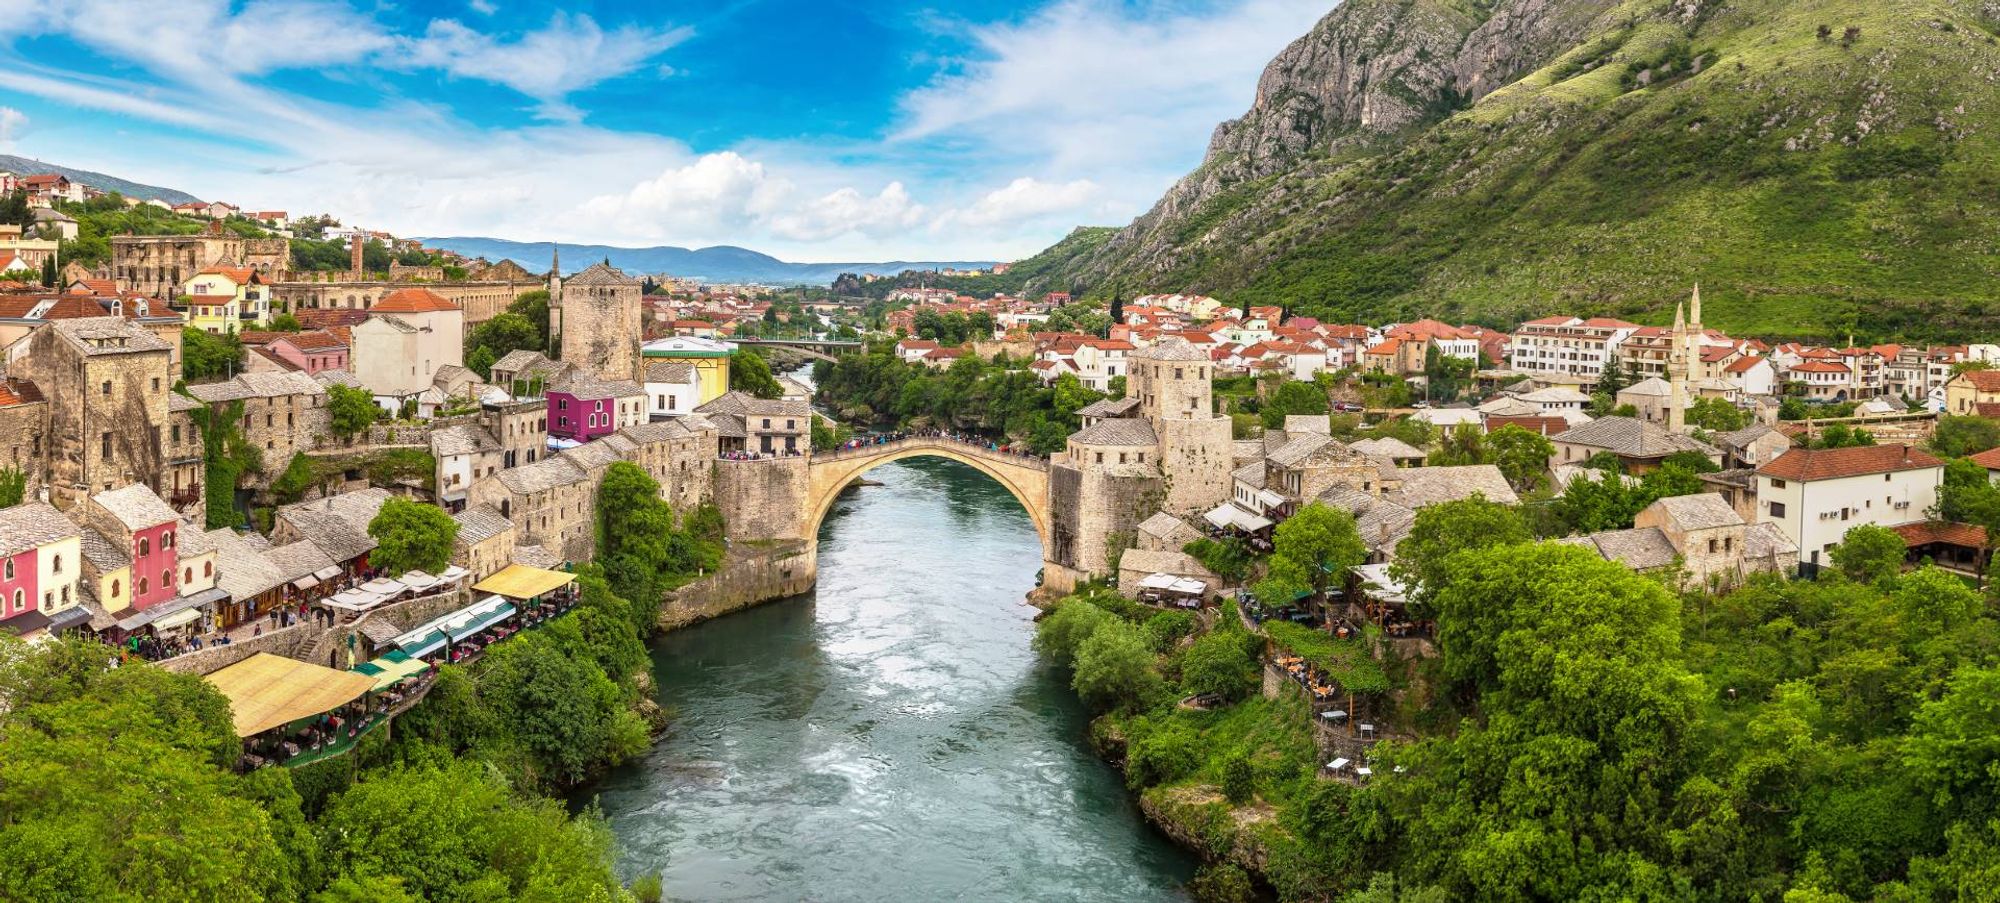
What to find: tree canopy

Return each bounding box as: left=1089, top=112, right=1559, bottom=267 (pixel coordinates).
left=365, top=497, right=458, bottom=576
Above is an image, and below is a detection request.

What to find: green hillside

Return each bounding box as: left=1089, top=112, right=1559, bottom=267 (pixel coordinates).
left=1015, top=0, right=2000, bottom=342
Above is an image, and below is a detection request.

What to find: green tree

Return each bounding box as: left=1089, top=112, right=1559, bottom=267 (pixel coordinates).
left=0, top=465, right=23, bottom=508
left=465, top=345, right=497, bottom=381
left=326, top=384, right=379, bottom=439
left=1188, top=864, right=1257, bottom=903
left=1071, top=619, right=1162, bottom=712
left=1686, top=396, right=1749, bottom=432
left=1931, top=415, right=2000, bottom=458
left=1256, top=503, right=1366, bottom=604
left=1032, top=599, right=1115, bottom=668
left=1178, top=630, right=1260, bottom=702
left=1810, top=424, right=1877, bottom=449
left=595, top=461, right=702, bottom=609
left=465, top=312, right=542, bottom=363
left=1597, top=356, right=1633, bottom=396
left=730, top=350, right=784, bottom=399
left=477, top=631, right=650, bottom=786
left=1903, top=665, right=2000, bottom=821
left=1486, top=424, right=1555, bottom=491
left=507, top=289, right=552, bottom=348
left=365, top=497, right=458, bottom=576
left=1390, top=495, right=1531, bottom=608
left=269, top=312, right=304, bottom=332
left=1828, top=524, right=1907, bottom=584
left=314, top=758, right=628, bottom=900
left=1260, top=378, right=1331, bottom=430
left=1221, top=754, right=1255, bottom=804
left=182, top=326, right=245, bottom=381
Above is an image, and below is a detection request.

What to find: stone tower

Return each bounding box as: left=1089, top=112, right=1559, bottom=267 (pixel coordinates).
left=1130, top=338, right=1233, bottom=515
left=559, top=261, right=643, bottom=382
left=348, top=228, right=364, bottom=279
left=1666, top=284, right=1700, bottom=433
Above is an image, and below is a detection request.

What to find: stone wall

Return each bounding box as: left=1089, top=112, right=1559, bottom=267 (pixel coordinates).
left=1048, top=460, right=1162, bottom=577
left=658, top=540, right=817, bottom=630
left=1158, top=415, right=1234, bottom=515
left=159, top=587, right=471, bottom=675
left=713, top=457, right=810, bottom=541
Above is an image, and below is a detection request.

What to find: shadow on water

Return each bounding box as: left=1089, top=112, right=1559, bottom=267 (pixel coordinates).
left=576, top=457, right=1195, bottom=902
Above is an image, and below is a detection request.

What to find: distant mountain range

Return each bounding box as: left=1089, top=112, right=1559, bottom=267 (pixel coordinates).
left=417, top=236, right=997, bottom=286
left=0, top=154, right=202, bottom=206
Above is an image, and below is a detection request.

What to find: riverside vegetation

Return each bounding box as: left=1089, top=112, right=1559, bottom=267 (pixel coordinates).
left=1036, top=495, right=2000, bottom=901
left=0, top=461, right=720, bottom=902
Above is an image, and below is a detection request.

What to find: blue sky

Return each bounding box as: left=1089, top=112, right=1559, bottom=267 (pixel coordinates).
left=0, top=0, right=1326, bottom=261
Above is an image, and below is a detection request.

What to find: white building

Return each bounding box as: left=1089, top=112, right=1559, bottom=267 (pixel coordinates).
left=1755, top=444, right=1943, bottom=568
left=644, top=360, right=703, bottom=419
left=1508, top=316, right=1640, bottom=387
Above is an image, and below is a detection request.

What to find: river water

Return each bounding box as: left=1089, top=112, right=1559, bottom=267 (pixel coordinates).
left=584, top=457, right=1196, bottom=901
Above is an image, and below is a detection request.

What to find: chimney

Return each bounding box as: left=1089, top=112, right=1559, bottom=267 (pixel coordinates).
left=1902, top=444, right=1911, bottom=464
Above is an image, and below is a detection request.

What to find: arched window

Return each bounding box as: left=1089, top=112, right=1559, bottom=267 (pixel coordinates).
left=163, top=569, right=173, bottom=587
left=138, top=537, right=150, bottom=556
left=2, top=559, right=11, bottom=581
left=136, top=577, right=148, bottom=596
left=184, top=567, right=193, bottom=583
left=111, top=580, right=121, bottom=599
left=163, top=531, right=174, bottom=549
left=50, top=554, right=61, bottom=574
left=203, top=561, right=213, bottom=577
left=10, top=589, right=20, bottom=612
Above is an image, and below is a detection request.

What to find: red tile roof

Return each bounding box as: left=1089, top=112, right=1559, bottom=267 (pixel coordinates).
left=370, top=288, right=459, bottom=314
left=1890, top=521, right=1988, bottom=549
left=197, top=266, right=258, bottom=284
left=1954, top=370, right=2000, bottom=392
left=1484, top=416, right=1569, bottom=436
left=0, top=378, right=44, bottom=407
left=1966, top=447, right=2000, bottom=470
left=1758, top=444, right=1942, bottom=482
left=1790, top=360, right=1849, bottom=374
left=277, top=330, right=346, bottom=351
left=1725, top=356, right=1766, bottom=374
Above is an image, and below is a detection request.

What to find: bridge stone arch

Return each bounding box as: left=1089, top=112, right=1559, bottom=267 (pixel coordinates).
left=805, top=439, right=1052, bottom=559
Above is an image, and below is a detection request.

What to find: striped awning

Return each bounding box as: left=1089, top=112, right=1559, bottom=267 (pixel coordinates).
left=393, top=595, right=517, bottom=659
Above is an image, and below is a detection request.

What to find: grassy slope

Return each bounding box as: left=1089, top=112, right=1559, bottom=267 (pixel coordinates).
left=1069, top=0, right=2000, bottom=342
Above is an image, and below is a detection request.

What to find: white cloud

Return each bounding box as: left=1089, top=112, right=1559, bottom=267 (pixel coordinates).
left=577, top=152, right=793, bottom=239
left=0, top=106, right=25, bottom=148
left=403, top=13, right=692, bottom=110
left=896, top=0, right=1323, bottom=172
left=468, top=0, right=496, bottom=13
left=770, top=182, right=926, bottom=242
left=948, top=176, right=1099, bottom=228
left=0, top=0, right=1327, bottom=260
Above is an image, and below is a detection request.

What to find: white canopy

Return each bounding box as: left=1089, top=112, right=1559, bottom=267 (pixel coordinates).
left=1203, top=503, right=1273, bottom=532
left=359, top=577, right=407, bottom=599
left=1328, top=758, right=1350, bottom=771
left=323, top=588, right=388, bottom=612
left=396, top=571, right=442, bottom=592
left=1138, top=573, right=1179, bottom=590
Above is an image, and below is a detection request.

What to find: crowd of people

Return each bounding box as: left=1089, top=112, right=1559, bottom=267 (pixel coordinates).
left=822, top=428, right=1044, bottom=459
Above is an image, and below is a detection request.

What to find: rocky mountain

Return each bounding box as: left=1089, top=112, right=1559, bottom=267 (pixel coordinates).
left=1011, top=0, right=2000, bottom=341
left=0, top=154, right=201, bottom=205
left=417, top=235, right=996, bottom=286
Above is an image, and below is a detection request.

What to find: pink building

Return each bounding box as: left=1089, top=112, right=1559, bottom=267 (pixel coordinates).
left=548, top=373, right=645, bottom=444
left=0, top=502, right=84, bottom=637
left=87, top=484, right=182, bottom=611
left=267, top=330, right=350, bottom=375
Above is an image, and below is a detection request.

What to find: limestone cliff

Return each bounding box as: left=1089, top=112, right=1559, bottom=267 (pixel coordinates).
left=1106, top=0, right=1616, bottom=275
left=1003, top=0, right=2000, bottom=341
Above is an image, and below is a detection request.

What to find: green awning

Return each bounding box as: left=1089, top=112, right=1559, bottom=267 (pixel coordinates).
left=393, top=595, right=517, bottom=659
left=352, top=652, right=432, bottom=692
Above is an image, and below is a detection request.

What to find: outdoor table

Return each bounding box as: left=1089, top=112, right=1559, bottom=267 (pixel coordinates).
left=1328, top=758, right=1350, bottom=771
left=1355, top=767, right=1373, bottom=777
left=1321, top=710, right=1348, bottom=722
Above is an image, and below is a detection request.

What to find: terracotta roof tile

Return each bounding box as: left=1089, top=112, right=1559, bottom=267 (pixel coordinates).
left=1890, top=521, right=1988, bottom=549
left=1757, top=444, right=1942, bottom=482
left=370, top=288, right=459, bottom=314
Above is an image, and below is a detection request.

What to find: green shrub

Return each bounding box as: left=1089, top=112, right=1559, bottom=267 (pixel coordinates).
left=1145, top=610, right=1198, bottom=650
left=1033, top=601, right=1115, bottom=668
left=1221, top=754, right=1255, bottom=804
left=1188, top=864, right=1256, bottom=903
left=1126, top=722, right=1200, bottom=789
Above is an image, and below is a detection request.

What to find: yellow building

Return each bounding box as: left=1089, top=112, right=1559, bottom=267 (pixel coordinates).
left=641, top=336, right=735, bottom=404
left=180, top=266, right=271, bottom=333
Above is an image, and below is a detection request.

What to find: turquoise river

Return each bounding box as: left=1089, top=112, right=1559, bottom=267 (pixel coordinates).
left=582, top=457, right=1198, bottom=901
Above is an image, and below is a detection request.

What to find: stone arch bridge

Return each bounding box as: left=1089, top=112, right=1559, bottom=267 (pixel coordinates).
left=806, top=437, right=1052, bottom=556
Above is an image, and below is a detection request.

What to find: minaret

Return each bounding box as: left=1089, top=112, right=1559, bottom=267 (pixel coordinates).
left=547, top=243, right=563, bottom=353
left=1666, top=288, right=1693, bottom=433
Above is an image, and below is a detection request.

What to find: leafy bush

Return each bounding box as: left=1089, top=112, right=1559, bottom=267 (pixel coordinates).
left=1145, top=610, right=1198, bottom=650
left=1221, top=753, right=1255, bottom=804
left=1072, top=619, right=1164, bottom=712
left=1126, top=721, right=1200, bottom=788
left=1033, top=601, right=1115, bottom=668
left=1179, top=631, right=1262, bottom=702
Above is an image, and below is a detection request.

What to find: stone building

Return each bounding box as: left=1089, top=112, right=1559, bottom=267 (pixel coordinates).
left=271, top=278, right=528, bottom=327
left=468, top=456, right=595, bottom=563
left=616, top=417, right=718, bottom=510
left=451, top=504, right=517, bottom=582
left=111, top=230, right=244, bottom=298
left=483, top=396, right=548, bottom=470
left=1127, top=339, right=1233, bottom=515
left=271, top=488, right=391, bottom=575
left=163, top=393, right=205, bottom=513
left=5, top=317, right=174, bottom=510
left=431, top=422, right=505, bottom=513
left=695, top=391, right=809, bottom=456
left=559, top=262, right=643, bottom=383
left=1568, top=493, right=1795, bottom=589
left=183, top=371, right=328, bottom=470
left=0, top=377, right=50, bottom=495
left=1046, top=337, right=1236, bottom=585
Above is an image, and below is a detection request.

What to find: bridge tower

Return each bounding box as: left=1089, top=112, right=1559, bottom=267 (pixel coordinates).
left=1132, top=339, right=1233, bottom=516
